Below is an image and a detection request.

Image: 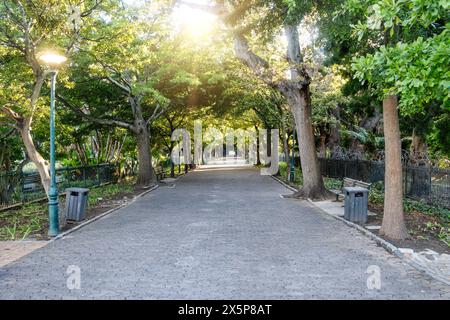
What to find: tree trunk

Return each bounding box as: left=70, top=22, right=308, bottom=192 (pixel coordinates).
left=134, top=119, right=155, bottom=187
left=328, top=107, right=340, bottom=156
left=18, top=117, right=51, bottom=196
left=284, top=87, right=329, bottom=199
left=170, top=162, right=175, bottom=178
left=278, top=24, right=328, bottom=199
left=168, top=140, right=175, bottom=178
left=410, top=129, right=428, bottom=165
left=379, top=96, right=409, bottom=240
left=409, top=129, right=430, bottom=197
left=230, top=22, right=328, bottom=198
left=255, top=125, right=261, bottom=165
left=319, top=132, right=327, bottom=158
left=349, top=138, right=365, bottom=159
left=281, top=128, right=290, bottom=166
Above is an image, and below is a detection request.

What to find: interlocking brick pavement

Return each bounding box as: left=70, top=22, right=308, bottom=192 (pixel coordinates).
left=0, top=167, right=448, bottom=299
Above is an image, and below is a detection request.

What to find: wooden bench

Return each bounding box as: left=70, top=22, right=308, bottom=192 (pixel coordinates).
left=330, top=177, right=372, bottom=201
left=154, top=167, right=166, bottom=181
left=22, top=174, right=42, bottom=192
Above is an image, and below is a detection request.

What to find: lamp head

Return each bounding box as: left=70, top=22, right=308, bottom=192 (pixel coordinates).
left=38, top=51, right=67, bottom=69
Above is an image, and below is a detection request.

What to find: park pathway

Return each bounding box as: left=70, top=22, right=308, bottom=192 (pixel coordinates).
left=0, top=166, right=448, bottom=299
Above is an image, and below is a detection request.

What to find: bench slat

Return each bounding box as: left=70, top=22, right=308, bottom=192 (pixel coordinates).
left=332, top=177, right=372, bottom=201
left=355, top=181, right=371, bottom=188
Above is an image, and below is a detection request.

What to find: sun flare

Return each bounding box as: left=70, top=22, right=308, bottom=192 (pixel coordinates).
left=171, top=2, right=217, bottom=37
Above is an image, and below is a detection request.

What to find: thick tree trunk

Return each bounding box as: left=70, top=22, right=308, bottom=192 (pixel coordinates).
left=230, top=22, right=328, bottom=198
left=134, top=119, right=155, bottom=187
left=283, top=87, right=329, bottom=199
left=18, top=117, right=51, bottom=196
left=1, top=73, right=50, bottom=197
left=379, top=96, right=409, bottom=240
left=278, top=24, right=329, bottom=199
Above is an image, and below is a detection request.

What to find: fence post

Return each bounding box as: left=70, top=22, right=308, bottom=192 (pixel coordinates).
left=344, top=160, right=347, bottom=179
left=20, top=172, right=25, bottom=204
left=429, top=167, right=432, bottom=203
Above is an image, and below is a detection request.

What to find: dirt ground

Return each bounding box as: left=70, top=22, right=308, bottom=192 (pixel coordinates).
left=277, top=175, right=449, bottom=255
left=367, top=203, right=449, bottom=254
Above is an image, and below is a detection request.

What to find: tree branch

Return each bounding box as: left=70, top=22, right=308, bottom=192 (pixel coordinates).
left=107, top=76, right=131, bottom=94
left=147, top=104, right=166, bottom=124
left=0, top=127, right=16, bottom=138
left=81, top=0, right=104, bottom=17
left=1, top=105, right=23, bottom=122
left=182, top=1, right=278, bottom=87
left=232, top=33, right=277, bottom=88
left=57, top=95, right=137, bottom=133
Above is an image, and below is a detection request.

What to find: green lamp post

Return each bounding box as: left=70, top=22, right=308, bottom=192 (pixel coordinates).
left=38, top=51, right=67, bottom=237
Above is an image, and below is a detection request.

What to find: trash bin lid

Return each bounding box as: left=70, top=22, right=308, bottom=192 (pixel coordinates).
left=343, top=186, right=369, bottom=193
left=65, top=187, right=89, bottom=193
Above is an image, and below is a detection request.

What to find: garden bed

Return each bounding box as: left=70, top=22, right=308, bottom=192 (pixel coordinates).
left=367, top=202, right=449, bottom=254
left=276, top=163, right=449, bottom=255
left=0, top=181, right=144, bottom=241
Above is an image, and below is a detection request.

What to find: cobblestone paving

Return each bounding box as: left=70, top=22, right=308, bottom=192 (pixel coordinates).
left=0, top=167, right=448, bottom=299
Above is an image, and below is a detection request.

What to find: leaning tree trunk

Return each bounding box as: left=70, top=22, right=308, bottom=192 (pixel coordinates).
left=134, top=119, right=155, bottom=187
left=379, top=96, right=408, bottom=239
left=284, top=87, right=329, bottom=199
left=18, top=117, right=51, bottom=196
left=230, top=23, right=328, bottom=199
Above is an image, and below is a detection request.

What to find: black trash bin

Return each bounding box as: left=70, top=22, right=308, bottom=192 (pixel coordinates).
left=343, top=186, right=369, bottom=223
left=65, top=187, right=89, bottom=221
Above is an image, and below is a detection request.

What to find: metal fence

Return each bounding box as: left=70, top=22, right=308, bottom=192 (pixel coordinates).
left=0, top=163, right=120, bottom=210
left=318, top=158, right=450, bottom=208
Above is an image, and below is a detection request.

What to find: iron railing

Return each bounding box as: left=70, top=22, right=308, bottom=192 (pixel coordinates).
left=0, top=163, right=122, bottom=210
left=318, top=158, right=450, bottom=208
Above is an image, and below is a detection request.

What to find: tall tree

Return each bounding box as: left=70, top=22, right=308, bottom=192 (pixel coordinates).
left=0, top=0, right=111, bottom=195
left=348, top=0, right=448, bottom=239
left=184, top=0, right=333, bottom=199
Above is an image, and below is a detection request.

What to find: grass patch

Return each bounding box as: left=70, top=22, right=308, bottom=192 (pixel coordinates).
left=0, top=181, right=135, bottom=241
left=87, top=182, right=133, bottom=206
left=0, top=203, right=47, bottom=240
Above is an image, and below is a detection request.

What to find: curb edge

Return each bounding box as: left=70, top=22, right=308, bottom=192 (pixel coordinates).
left=51, top=184, right=160, bottom=242
left=271, top=174, right=450, bottom=286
